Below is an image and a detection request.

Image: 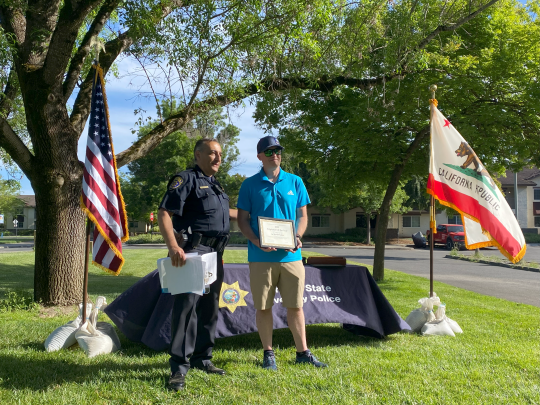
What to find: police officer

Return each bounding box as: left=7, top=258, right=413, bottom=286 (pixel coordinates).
left=158, top=138, right=237, bottom=392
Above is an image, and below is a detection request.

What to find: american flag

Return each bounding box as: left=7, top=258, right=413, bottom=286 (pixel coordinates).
left=80, top=66, right=128, bottom=275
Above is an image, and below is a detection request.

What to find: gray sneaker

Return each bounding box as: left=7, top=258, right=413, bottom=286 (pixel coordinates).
left=295, top=350, right=327, bottom=368
left=262, top=351, right=277, bottom=370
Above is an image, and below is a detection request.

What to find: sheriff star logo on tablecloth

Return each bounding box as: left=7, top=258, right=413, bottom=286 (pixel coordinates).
left=219, top=281, right=249, bottom=313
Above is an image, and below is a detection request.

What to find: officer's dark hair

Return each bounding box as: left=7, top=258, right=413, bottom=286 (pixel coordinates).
left=194, top=138, right=219, bottom=160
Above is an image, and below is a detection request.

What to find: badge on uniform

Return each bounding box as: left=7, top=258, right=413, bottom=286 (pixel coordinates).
left=169, top=176, right=183, bottom=190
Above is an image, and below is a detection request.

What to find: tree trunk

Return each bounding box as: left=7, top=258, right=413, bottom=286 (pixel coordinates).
left=33, top=182, right=86, bottom=305
left=373, top=164, right=405, bottom=280
left=372, top=125, right=431, bottom=281
left=26, top=78, right=87, bottom=306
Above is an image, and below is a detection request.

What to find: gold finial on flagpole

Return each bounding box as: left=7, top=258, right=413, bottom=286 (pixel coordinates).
left=429, top=84, right=438, bottom=107
left=429, top=84, right=437, bottom=98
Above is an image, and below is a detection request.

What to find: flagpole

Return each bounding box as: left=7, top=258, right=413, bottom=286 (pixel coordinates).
left=82, top=219, right=92, bottom=323
left=81, top=53, right=101, bottom=325
left=429, top=84, right=437, bottom=298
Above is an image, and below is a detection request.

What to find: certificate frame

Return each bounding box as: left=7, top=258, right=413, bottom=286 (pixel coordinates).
left=258, top=217, right=297, bottom=250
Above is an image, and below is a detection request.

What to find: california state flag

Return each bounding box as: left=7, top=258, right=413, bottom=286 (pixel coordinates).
left=426, top=101, right=526, bottom=263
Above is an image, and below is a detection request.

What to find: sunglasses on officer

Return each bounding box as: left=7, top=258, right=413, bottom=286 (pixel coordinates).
left=263, top=148, right=282, bottom=157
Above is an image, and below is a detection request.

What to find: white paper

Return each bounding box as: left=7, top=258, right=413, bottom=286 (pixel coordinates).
left=157, top=253, right=199, bottom=291
left=157, top=252, right=217, bottom=296
left=157, top=254, right=204, bottom=295
left=201, top=252, right=218, bottom=285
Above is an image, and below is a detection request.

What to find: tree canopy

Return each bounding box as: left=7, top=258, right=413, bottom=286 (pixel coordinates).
left=253, top=0, right=539, bottom=278
left=0, top=0, right=515, bottom=303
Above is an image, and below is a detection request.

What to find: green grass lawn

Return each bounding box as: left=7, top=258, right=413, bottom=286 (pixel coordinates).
left=0, top=250, right=538, bottom=404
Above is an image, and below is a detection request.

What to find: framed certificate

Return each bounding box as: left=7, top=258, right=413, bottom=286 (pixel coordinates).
left=258, top=217, right=297, bottom=250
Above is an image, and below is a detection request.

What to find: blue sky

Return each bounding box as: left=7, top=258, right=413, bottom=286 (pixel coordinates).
left=1, top=58, right=267, bottom=195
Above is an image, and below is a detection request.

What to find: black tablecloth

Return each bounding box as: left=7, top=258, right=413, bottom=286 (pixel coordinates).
left=105, top=264, right=410, bottom=351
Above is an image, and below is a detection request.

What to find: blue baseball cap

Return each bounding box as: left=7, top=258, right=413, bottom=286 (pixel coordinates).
left=257, top=136, right=284, bottom=154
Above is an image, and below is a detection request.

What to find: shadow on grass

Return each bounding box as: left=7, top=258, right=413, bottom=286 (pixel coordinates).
left=0, top=259, right=146, bottom=299
left=1, top=334, right=171, bottom=391
left=216, top=324, right=386, bottom=353
left=86, top=272, right=144, bottom=297
left=0, top=353, right=166, bottom=391
left=0, top=262, right=34, bottom=298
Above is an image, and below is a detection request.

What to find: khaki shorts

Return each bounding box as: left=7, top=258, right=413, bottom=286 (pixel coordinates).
left=249, top=261, right=305, bottom=310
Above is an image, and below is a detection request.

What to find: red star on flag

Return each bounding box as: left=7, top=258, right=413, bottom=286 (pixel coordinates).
left=443, top=119, right=451, bottom=127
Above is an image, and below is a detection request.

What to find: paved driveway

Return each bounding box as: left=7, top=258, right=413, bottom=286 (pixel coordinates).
left=304, top=246, right=540, bottom=307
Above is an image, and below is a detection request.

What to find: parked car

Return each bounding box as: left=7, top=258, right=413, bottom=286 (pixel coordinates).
left=426, top=224, right=466, bottom=250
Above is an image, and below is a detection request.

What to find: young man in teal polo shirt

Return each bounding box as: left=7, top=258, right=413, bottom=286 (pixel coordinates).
left=237, top=136, right=327, bottom=370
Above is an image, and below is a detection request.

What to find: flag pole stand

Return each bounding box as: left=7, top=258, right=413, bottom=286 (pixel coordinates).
left=429, top=84, right=437, bottom=298
left=82, top=219, right=92, bottom=324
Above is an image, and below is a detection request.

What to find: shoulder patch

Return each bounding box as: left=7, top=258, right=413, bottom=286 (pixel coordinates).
left=169, top=176, right=184, bottom=190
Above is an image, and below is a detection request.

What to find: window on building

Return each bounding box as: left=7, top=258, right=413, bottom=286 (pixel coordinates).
left=129, top=221, right=139, bottom=228
left=356, top=213, right=377, bottom=228
left=356, top=214, right=367, bottom=228
left=402, top=216, right=420, bottom=228
left=535, top=217, right=540, bottom=227
left=447, top=215, right=463, bottom=225
left=312, top=215, right=330, bottom=228
left=534, top=189, right=540, bottom=200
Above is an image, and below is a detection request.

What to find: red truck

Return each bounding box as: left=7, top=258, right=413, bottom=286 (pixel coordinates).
left=426, top=224, right=466, bottom=250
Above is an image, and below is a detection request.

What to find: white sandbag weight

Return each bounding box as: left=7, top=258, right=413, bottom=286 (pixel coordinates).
left=75, top=296, right=121, bottom=357
left=44, top=303, right=92, bottom=352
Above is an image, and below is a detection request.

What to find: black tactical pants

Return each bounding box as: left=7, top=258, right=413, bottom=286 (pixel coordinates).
left=168, top=243, right=224, bottom=375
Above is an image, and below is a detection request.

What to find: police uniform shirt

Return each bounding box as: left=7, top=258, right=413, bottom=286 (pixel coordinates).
left=159, top=165, right=230, bottom=237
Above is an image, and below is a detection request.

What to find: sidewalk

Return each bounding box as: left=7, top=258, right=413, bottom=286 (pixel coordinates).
left=0, top=242, right=34, bottom=249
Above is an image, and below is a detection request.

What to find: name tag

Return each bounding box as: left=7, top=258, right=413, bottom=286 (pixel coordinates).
left=199, top=186, right=209, bottom=189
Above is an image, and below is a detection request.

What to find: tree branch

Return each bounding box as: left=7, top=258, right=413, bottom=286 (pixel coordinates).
left=43, top=0, right=103, bottom=86
left=17, top=1, right=63, bottom=74
left=0, top=117, right=33, bottom=176
left=114, top=73, right=397, bottom=168
left=115, top=95, right=229, bottom=168
left=400, top=0, right=501, bottom=67
left=70, top=0, right=189, bottom=136
left=0, top=5, right=26, bottom=47
left=63, top=0, right=121, bottom=101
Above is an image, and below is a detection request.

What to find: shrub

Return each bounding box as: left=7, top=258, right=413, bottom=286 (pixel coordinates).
left=0, top=290, right=39, bottom=312
left=344, top=227, right=368, bottom=239
left=229, top=232, right=248, bottom=244
left=524, top=233, right=540, bottom=243
left=309, top=228, right=370, bottom=244
left=126, top=233, right=165, bottom=244
left=5, top=229, right=35, bottom=236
